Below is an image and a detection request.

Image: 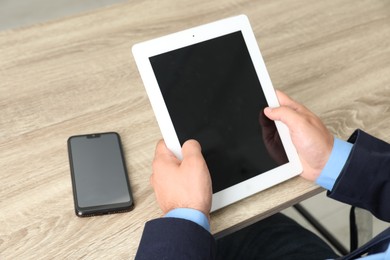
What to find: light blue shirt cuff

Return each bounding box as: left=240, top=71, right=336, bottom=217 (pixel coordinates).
left=316, top=137, right=353, bottom=191
left=165, top=208, right=210, bottom=232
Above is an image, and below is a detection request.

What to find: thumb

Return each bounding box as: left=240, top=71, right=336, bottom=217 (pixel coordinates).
left=182, top=139, right=202, bottom=158
left=264, top=106, right=301, bottom=131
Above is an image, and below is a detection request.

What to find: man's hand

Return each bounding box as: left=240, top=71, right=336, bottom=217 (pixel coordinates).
left=150, top=139, right=212, bottom=217
left=264, top=90, right=334, bottom=181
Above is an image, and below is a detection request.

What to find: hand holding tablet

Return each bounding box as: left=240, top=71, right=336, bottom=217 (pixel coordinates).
left=133, top=15, right=302, bottom=211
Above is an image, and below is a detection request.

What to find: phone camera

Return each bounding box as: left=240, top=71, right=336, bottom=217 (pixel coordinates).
left=87, top=134, right=100, bottom=139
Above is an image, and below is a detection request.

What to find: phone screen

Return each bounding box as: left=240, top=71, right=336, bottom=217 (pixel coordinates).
left=67, top=132, right=134, bottom=216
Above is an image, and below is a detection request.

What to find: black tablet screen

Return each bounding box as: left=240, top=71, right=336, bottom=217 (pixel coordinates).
left=150, top=31, right=288, bottom=193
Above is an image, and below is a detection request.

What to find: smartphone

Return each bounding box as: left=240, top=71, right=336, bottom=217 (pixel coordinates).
left=67, top=132, right=134, bottom=217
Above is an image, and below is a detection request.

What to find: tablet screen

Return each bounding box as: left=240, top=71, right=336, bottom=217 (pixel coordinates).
left=150, top=31, right=288, bottom=193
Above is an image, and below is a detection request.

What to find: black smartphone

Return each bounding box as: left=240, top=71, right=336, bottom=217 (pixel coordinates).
left=67, top=132, right=134, bottom=217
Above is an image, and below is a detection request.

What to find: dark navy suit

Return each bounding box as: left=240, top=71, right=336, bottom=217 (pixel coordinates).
left=136, top=217, right=216, bottom=259
left=135, top=130, right=390, bottom=259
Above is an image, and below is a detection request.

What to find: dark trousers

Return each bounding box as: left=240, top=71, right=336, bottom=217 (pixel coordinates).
left=216, top=213, right=339, bottom=260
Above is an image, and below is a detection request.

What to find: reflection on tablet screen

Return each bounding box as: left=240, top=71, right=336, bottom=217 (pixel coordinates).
left=150, top=31, right=288, bottom=193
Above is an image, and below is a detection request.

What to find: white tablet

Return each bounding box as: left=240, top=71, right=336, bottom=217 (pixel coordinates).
left=132, top=15, right=302, bottom=212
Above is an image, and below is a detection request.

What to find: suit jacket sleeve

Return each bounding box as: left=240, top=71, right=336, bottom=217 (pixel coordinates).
left=328, top=129, right=390, bottom=222
left=135, top=217, right=216, bottom=260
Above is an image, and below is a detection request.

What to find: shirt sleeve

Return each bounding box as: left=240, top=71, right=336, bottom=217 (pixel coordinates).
left=315, top=137, right=353, bottom=191
left=165, top=208, right=210, bottom=232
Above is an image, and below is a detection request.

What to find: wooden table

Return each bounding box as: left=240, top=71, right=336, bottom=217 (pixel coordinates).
left=1, top=0, right=390, bottom=258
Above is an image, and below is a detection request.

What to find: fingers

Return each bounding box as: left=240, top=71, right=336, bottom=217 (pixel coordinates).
left=154, top=139, right=172, bottom=157
left=151, top=140, right=177, bottom=186
left=152, top=139, right=204, bottom=171
left=154, top=139, right=167, bottom=157
left=150, top=138, right=211, bottom=215
left=154, top=139, right=178, bottom=166
left=275, top=90, right=306, bottom=112
left=155, top=139, right=202, bottom=158
left=265, top=90, right=314, bottom=128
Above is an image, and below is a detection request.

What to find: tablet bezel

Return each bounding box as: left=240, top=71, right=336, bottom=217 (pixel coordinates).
left=132, top=15, right=302, bottom=212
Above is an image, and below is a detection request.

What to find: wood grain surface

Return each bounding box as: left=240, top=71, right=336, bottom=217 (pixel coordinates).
left=1, top=0, right=390, bottom=259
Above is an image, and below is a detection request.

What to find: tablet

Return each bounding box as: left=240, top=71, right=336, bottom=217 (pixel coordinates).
left=132, top=15, right=302, bottom=212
